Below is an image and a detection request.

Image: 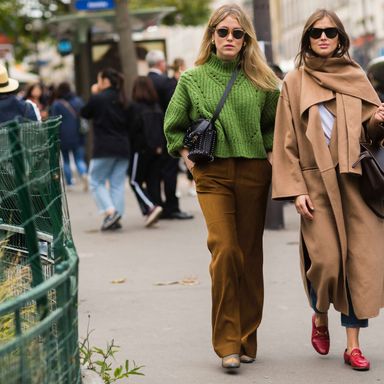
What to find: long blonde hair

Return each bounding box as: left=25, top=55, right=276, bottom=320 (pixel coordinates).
left=195, top=3, right=278, bottom=91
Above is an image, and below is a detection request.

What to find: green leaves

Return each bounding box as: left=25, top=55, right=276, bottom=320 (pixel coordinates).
left=79, top=316, right=144, bottom=383
left=0, top=0, right=71, bottom=62
left=129, top=0, right=213, bottom=26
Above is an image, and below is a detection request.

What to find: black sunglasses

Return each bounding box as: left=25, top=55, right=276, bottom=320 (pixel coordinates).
left=309, top=27, right=339, bottom=39
left=216, top=28, right=245, bottom=40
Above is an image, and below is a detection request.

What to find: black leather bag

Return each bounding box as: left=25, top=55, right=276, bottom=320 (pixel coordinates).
left=183, top=67, right=239, bottom=164
left=352, top=141, right=384, bottom=218
left=183, top=119, right=216, bottom=163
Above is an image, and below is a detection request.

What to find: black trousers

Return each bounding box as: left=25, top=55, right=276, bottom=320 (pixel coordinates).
left=147, top=153, right=180, bottom=215
left=128, top=151, right=159, bottom=215
left=161, top=154, right=180, bottom=215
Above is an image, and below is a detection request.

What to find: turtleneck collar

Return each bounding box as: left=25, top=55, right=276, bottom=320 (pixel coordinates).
left=207, top=53, right=240, bottom=73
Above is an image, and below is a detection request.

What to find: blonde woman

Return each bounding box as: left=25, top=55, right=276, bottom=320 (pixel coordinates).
left=164, top=3, right=279, bottom=370
left=273, top=9, right=384, bottom=371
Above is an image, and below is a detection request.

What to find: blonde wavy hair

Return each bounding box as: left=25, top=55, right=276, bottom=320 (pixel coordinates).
left=195, top=3, right=278, bottom=91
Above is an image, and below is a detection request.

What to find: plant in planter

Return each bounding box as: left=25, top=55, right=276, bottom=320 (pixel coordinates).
left=80, top=316, right=144, bottom=383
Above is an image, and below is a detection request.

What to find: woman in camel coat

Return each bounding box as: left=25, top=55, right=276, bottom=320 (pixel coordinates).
left=272, top=9, right=384, bottom=371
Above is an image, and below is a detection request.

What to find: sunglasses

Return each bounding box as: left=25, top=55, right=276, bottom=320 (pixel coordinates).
left=309, top=27, right=339, bottom=39
left=216, top=28, right=245, bottom=40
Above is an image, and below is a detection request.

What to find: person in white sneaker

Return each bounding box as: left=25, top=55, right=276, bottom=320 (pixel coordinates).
left=127, top=76, right=164, bottom=227
left=81, top=68, right=130, bottom=231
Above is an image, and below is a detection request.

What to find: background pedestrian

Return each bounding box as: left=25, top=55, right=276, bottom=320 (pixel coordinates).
left=24, top=82, right=48, bottom=120
left=81, top=68, right=130, bottom=231
left=146, top=50, right=193, bottom=220
left=0, top=65, right=38, bottom=123
left=127, top=76, right=164, bottom=227
left=50, top=81, right=88, bottom=191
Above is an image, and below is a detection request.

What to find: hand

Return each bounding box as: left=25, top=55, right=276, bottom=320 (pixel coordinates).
left=267, top=151, right=272, bottom=165
left=373, top=103, right=384, bottom=124
left=295, top=194, right=314, bottom=220
left=91, top=83, right=99, bottom=94
left=180, top=148, right=195, bottom=172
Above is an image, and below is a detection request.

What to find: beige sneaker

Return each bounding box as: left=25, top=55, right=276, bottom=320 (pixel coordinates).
left=240, top=355, right=255, bottom=363
left=222, top=354, right=240, bottom=369
left=144, top=206, right=163, bottom=228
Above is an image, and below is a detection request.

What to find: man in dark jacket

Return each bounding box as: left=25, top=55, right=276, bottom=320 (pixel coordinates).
left=0, top=65, right=38, bottom=123
left=146, top=50, right=193, bottom=220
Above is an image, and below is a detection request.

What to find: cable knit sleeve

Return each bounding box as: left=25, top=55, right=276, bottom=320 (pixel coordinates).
left=164, top=74, right=193, bottom=157
left=260, top=89, right=280, bottom=151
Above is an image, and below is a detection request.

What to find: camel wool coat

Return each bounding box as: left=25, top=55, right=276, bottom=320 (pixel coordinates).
left=272, top=59, right=384, bottom=319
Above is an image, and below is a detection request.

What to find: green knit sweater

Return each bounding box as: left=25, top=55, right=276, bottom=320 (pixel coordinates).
left=164, top=53, right=279, bottom=158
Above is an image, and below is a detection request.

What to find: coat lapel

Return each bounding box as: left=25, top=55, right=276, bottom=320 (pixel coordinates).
left=336, top=94, right=362, bottom=175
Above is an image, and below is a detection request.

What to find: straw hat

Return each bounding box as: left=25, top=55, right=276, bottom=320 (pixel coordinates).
left=0, top=65, right=19, bottom=93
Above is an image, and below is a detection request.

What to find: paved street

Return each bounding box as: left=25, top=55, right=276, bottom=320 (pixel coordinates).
left=67, top=175, right=384, bottom=384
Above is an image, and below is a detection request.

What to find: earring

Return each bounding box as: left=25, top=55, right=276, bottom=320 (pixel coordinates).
left=211, top=40, right=215, bottom=45
left=338, top=43, right=341, bottom=49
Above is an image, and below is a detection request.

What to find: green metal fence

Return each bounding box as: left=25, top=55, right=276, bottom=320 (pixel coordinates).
left=0, top=117, right=80, bottom=384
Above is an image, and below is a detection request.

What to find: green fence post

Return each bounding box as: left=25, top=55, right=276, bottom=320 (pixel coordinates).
left=55, top=261, right=71, bottom=384
left=15, top=309, right=30, bottom=384
left=46, top=118, right=65, bottom=264
left=7, top=122, right=48, bottom=319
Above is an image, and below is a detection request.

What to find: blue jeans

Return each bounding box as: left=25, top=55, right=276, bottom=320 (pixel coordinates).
left=310, top=286, right=368, bottom=328
left=89, top=157, right=129, bottom=216
left=61, top=147, right=88, bottom=185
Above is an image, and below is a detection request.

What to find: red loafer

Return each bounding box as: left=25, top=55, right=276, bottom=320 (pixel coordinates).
left=311, top=314, right=330, bottom=355
left=344, top=348, right=370, bottom=371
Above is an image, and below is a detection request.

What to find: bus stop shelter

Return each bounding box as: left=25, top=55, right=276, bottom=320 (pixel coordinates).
left=48, top=6, right=175, bottom=98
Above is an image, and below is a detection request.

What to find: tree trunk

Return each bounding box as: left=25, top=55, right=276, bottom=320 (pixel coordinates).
left=115, top=0, right=138, bottom=100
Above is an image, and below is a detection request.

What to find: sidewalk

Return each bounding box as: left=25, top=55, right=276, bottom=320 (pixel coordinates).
left=67, top=175, right=384, bottom=384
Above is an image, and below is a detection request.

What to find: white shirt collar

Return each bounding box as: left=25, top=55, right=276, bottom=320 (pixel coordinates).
left=148, top=68, right=163, bottom=75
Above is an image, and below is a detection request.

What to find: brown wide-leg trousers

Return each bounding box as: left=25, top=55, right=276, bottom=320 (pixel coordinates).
left=192, top=158, right=271, bottom=358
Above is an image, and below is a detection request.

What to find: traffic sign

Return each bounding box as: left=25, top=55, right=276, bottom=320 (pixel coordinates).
left=75, top=0, right=115, bottom=11
left=57, top=39, right=73, bottom=56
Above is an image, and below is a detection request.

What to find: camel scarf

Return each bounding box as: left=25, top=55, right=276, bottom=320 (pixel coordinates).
left=302, top=56, right=380, bottom=174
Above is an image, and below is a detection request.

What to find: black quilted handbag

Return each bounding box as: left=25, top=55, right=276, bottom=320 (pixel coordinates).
left=183, top=119, right=216, bottom=163
left=183, top=67, right=239, bottom=164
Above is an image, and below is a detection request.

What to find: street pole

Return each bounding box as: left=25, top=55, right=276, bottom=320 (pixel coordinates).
left=115, top=0, right=138, bottom=100
left=253, top=0, right=285, bottom=229
left=252, top=0, right=273, bottom=63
